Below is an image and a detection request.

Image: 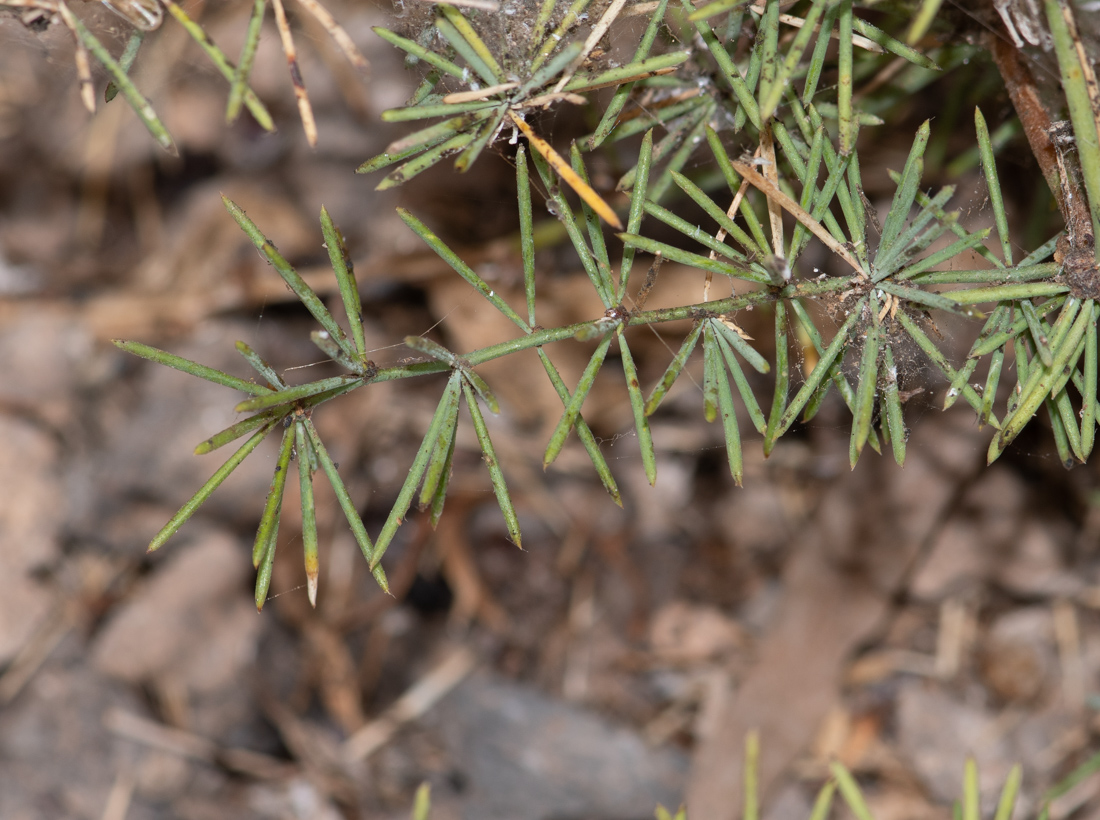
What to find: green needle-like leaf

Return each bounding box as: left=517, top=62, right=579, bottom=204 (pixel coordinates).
left=1048, top=393, right=1075, bottom=468
left=104, top=30, right=144, bottom=105
left=148, top=422, right=278, bottom=552
left=427, top=421, right=458, bottom=529
left=236, top=341, right=287, bottom=389
left=876, top=280, right=985, bottom=320
left=407, top=66, right=445, bottom=107
left=223, top=197, right=358, bottom=359
left=715, top=334, right=744, bottom=485
left=114, top=340, right=273, bottom=396
left=647, top=110, right=713, bottom=203
left=962, top=759, right=980, bottom=820
left=711, top=318, right=771, bottom=375
left=1046, top=750, right=1100, bottom=805
left=714, top=329, right=767, bottom=435
left=372, top=383, right=457, bottom=567
left=682, top=0, right=760, bottom=130
left=530, top=0, right=591, bottom=72
left=1044, top=0, right=1100, bottom=254
left=454, top=108, right=508, bottom=173
left=372, top=26, right=467, bottom=81
left=583, top=0, right=669, bottom=150
left=301, top=420, right=387, bottom=591
left=845, top=148, right=869, bottom=268
left=531, top=149, right=615, bottom=307
left=755, top=0, right=780, bottom=122
left=837, top=0, right=854, bottom=155
left=897, top=228, right=993, bottom=281
left=733, top=22, right=763, bottom=133
left=398, top=209, right=531, bottom=331
left=235, top=376, right=363, bottom=414
left=910, top=263, right=1058, bottom=286
left=1021, top=299, right=1054, bottom=367
left=745, top=732, right=760, bottom=820
left=405, top=335, right=460, bottom=366
left=411, top=783, right=432, bottom=820
left=544, top=332, right=615, bottom=468
left=359, top=112, right=486, bottom=174
left=313, top=330, right=369, bottom=374
left=619, top=232, right=769, bottom=285
left=645, top=321, right=704, bottom=416
left=294, top=422, right=319, bottom=607
left=320, top=206, right=367, bottom=359
left=463, top=367, right=500, bottom=414
left=516, top=146, right=538, bottom=327
left=419, top=372, right=462, bottom=512
left=882, top=346, right=906, bottom=465
left=538, top=348, right=621, bottom=506
left=875, top=120, right=930, bottom=263
left=994, top=766, right=1022, bottom=820
left=803, top=3, right=840, bottom=105
left=435, top=10, right=505, bottom=86
left=980, top=346, right=1005, bottom=429
left=801, top=362, right=836, bottom=424
left=438, top=6, right=506, bottom=83
left=641, top=201, right=755, bottom=268
left=788, top=298, right=861, bottom=416
left=992, top=300, right=1094, bottom=462
left=809, top=781, right=837, bottom=820
left=462, top=377, right=522, bottom=547
left=760, top=0, right=828, bottom=123
left=381, top=100, right=499, bottom=123
left=606, top=96, right=710, bottom=146
left=978, top=317, right=1046, bottom=377
left=850, top=315, right=881, bottom=467
left=767, top=307, right=862, bottom=452
left=943, top=355, right=980, bottom=411
left=65, top=12, right=176, bottom=154
left=764, top=301, right=791, bottom=446
left=832, top=762, right=876, bottom=820
left=896, top=310, right=997, bottom=423
left=850, top=16, right=939, bottom=69
left=704, top=323, right=745, bottom=484
left=671, top=171, right=769, bottom=259
left=944, top=282, right=1068, bottom=305
left=252, top=424, right=295, bottom=569
left=615, top=97, right=712, bottom=195
left=518, top=41, right=584, bottom=97
left=1083, top=315, right=1098, bottom=458
left=703, top=323, right=721, bottom=423
left=688, top=0, right=747, bottom=20
left=255, top=526, right=277, bottom=611
left=906, top=0, right=944, bottom=45
left=161, top=0, right=274, bottom=131
left=620, top=130, right=653, bottom=300
left=872, top=184, right=957, bottom=280
left=530, top=0, right=557, bottom=52
left=1006, top=331, right=1032, bottom=418
left=227, top=0, right=267, bottom=123
left=377, top=132, right=477, bottom=189
left=571, top=144, right=613, bottom=276
left=974, top=108, right=1014, bottom=266
left=195, top=410, right=285, bottom=455
left=788, top=125, right=827, bottom=261
left=1054, top=385, right=1084, bottom=464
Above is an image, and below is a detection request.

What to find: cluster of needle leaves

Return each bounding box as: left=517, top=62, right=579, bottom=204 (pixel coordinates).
left=105, top=0, right=1100, bottom=608
left=1, top=0, right=366, bottom=153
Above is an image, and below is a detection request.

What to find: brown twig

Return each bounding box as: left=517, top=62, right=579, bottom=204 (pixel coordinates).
left=272, top=0, right=318, bottom=148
